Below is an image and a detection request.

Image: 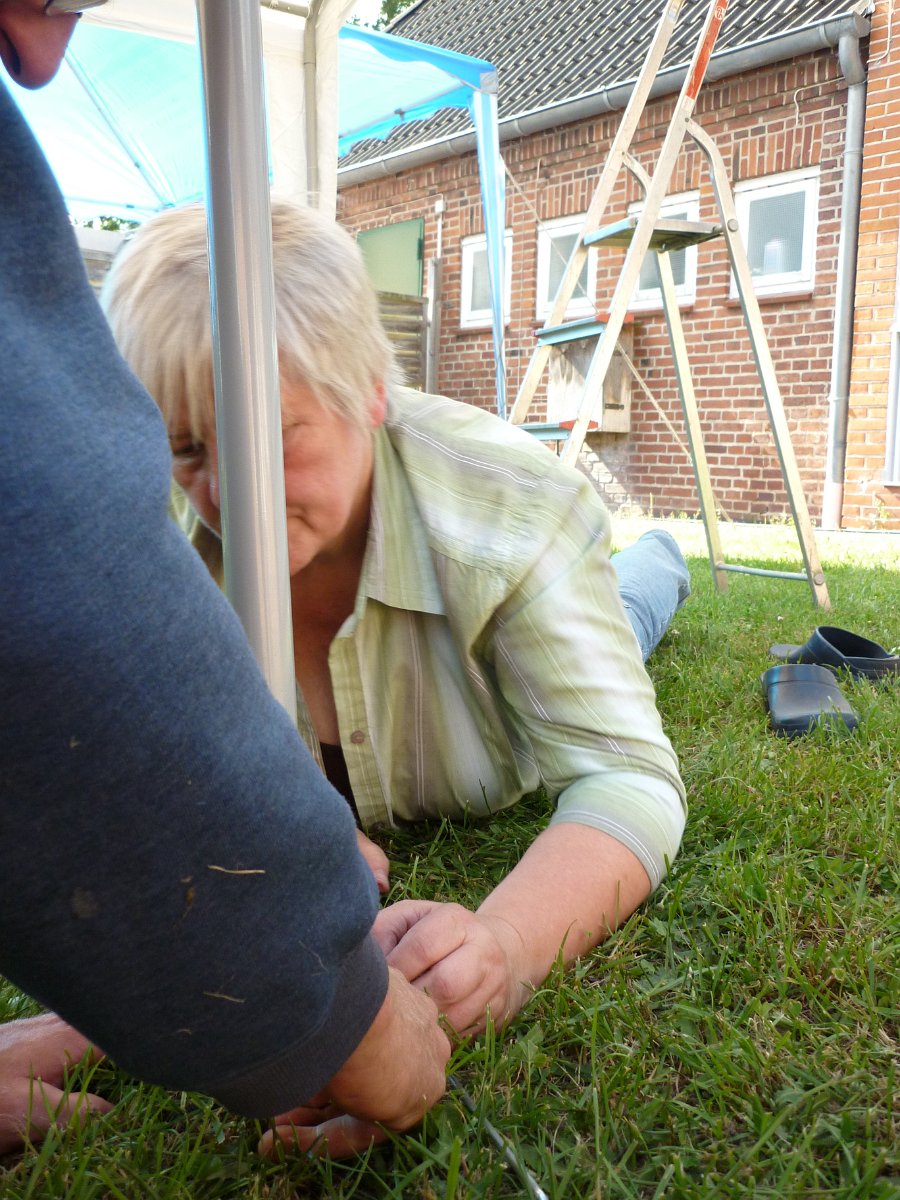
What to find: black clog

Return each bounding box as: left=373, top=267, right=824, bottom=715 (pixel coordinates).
left=761, top=664, right=859, bottom=737
left=769, top=626, right=899, bottom=680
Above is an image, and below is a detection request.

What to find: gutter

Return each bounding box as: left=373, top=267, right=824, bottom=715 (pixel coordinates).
left=338, top=12, right=870, bottom=186
left=821, top=29, right=868, bottom=528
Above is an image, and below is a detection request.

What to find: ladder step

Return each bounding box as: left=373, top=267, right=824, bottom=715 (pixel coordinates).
left=518, top=419, right=599, bottom=441
left=583, top=216, right=722, bottom=252
left=535, top=316, right=607, bottom=347
left=716, top=563, right=811, bottom=582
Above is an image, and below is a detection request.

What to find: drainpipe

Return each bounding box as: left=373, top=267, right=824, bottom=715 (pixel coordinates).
left=821, top=30, right=867, bottom=529
left=302, top=0, right=322, bottom=206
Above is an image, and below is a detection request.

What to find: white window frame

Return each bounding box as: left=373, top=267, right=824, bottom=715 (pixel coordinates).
left=460, top=230, right=513, bottom=330
left=731, top=167, right=819, bottom=299
left=535, top=214, right=596, bottom=320
left=628, top=190, right=701, bottom=311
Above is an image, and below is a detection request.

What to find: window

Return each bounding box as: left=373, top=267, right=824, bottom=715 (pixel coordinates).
left=460, top=230, right=513, bottom=329
left=732, top=167, right=819, bottom=298
left=628, top=191, right=700, bottom=310
left=535, top=214, right=595, bottom=319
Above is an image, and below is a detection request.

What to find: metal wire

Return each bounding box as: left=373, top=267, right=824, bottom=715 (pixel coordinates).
left=449, top=1075, right=550, bottom=1200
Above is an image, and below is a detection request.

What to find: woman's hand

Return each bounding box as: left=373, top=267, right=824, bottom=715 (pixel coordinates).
left=0, top=1013, right=111, bottom=1154
left=356, top=828, right=390, bottom=894
left=373, top=825, right=653, bottom=1040
left=372, top=900, right=530, bottom=1038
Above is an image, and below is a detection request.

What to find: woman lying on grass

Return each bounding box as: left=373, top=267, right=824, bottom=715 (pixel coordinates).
left=101, top=200, right=688, bottom=1040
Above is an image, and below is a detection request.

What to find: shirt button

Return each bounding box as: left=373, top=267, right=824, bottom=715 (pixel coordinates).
left=349, top=730, right=366, bottom=745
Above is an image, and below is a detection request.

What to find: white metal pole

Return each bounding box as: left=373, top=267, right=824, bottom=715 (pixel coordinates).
left=194, top=0, right=297, bottom=722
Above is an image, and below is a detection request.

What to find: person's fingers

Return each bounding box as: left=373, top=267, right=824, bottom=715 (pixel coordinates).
left=266, top=1102, right=339, bottom=1127
left=321, top=968, right=449, bottom=1131
left=381, top=905, right=471, bottom=983
left=256, top=969, right=452, bottom=1162
left=355, top=829, right=390, bottom=894
left=10, top=1081, right=113, bottom=1147
left=258, top=1113, right=388, bottom=1160
left=390, top=915, right=525, bottom=1037
left=48, top=1029, right=105, bottom=1074
left=40, top=1084, right=114, bottom=1131
left=371, top=899, right=439, bottom=955
left=2, top=1013, right=104, bottom=1078
left=410, top=946, right=499, bottom=1037
left=376, top=904, right=513, bottom=1033
left=415, top=945, right=473, bottom=998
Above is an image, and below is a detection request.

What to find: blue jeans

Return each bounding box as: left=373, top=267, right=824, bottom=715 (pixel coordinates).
left=611, top=530, right=691, bottom=661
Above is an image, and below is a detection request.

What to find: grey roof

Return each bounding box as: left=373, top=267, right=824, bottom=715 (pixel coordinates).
left=340, top=0, right=870, bottom=168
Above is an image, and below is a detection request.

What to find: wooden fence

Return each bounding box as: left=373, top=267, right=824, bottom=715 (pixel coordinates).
left=83, top=244, right=431, bottom=394
left=378, top=291, right=428, bottom=391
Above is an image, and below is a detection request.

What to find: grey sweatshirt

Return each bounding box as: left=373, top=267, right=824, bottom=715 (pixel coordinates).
left=0, top=82, right=387, bottom=1117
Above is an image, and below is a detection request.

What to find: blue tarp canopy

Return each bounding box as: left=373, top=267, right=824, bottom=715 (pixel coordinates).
left=338, top=24, right=495, bottom=153
left=11, top=13, right=507, bottom=413
left=12, top=25, right=202, bottom=219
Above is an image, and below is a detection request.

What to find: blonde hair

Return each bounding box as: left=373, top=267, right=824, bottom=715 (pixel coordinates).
left=101, top=199, right=400, bottom=437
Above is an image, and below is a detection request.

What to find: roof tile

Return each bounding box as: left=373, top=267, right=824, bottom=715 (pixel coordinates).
left=341, top=0, right=868, bottom=165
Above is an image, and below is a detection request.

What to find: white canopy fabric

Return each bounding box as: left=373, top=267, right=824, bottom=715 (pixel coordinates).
left=8, top=0, right=507, bottom=698
left=11, top=2, right=506, bottom=411
left=11, top=0, right=348, bottom=217
left=13, top=24, right=204, bottom=219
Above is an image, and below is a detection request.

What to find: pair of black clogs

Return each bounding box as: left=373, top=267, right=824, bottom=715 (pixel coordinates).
left=761, top=626, right=899, bottom=737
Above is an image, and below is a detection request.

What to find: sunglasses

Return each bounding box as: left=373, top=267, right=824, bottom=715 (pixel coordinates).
left=43, top=0, right=109, bottom=13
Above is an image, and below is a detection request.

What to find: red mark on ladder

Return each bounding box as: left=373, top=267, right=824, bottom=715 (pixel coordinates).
left=686, top=2, right=728, bottom=100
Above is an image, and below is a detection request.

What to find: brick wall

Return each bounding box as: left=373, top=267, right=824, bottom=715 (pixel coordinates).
left=845, top=1, right=900, bottom=530
left=339, top=47, right=874, bottom=525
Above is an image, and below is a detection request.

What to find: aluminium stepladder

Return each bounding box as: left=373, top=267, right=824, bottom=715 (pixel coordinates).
left=509, top=0, right=830, bottom=608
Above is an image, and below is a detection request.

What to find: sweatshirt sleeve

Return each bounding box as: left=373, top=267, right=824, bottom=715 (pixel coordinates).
left=0, top=85, right=386, bottom=1117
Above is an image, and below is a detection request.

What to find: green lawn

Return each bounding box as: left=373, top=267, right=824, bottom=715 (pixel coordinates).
left=2, top=518, right=898, bottom=1199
